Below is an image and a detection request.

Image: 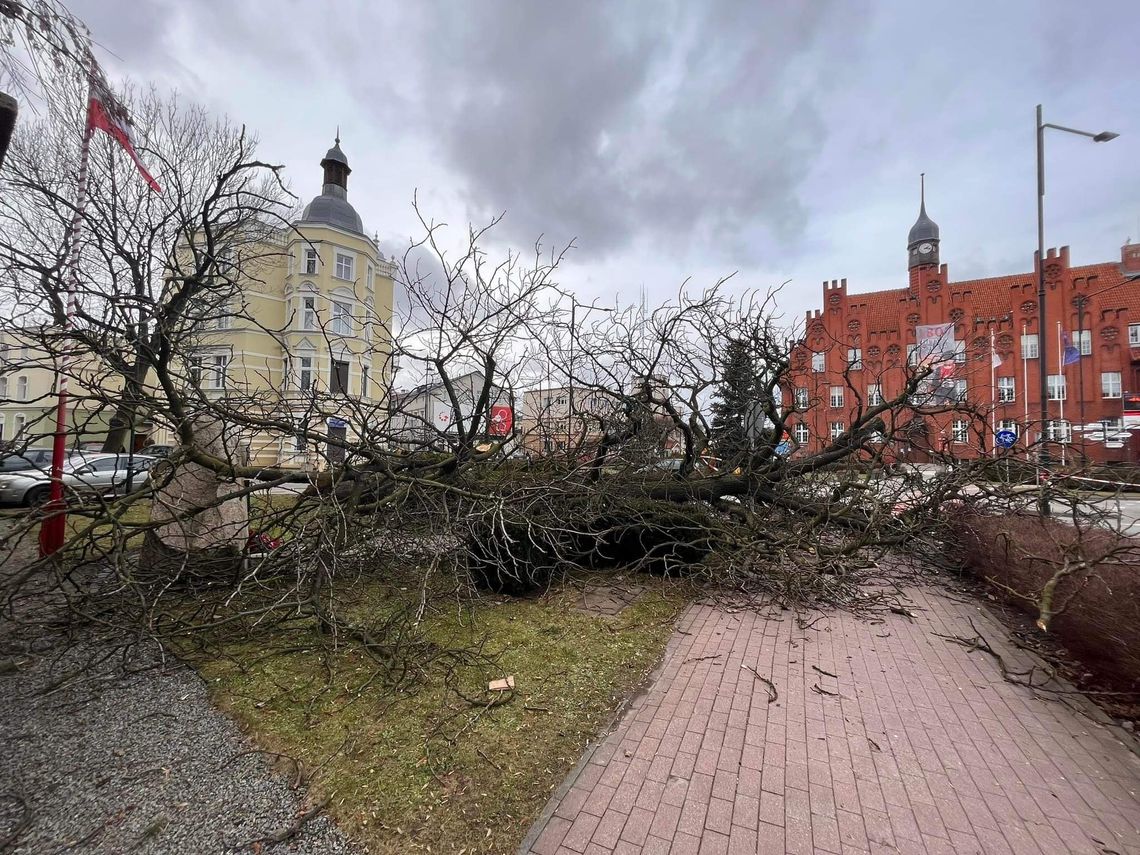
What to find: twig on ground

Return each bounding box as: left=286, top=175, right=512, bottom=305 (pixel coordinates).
left=240, top=797, right=330, bottom=848
left=811, top=683, right=839, bottom=697
left=811, top=665, right=838, bottom=679
left=741, top=664, right=777, bottom=704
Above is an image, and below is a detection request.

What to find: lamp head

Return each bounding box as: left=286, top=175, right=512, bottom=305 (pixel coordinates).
left=1092, top=131, right=1120, bottom=143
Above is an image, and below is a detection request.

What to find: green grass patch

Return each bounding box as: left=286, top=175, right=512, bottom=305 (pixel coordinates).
left=196, top=576, right=690, bottom=853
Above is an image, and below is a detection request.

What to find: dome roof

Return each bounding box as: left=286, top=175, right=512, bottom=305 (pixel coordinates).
left=300, top=190, right=364, bottom=234
left=322, top=140, right=349, bottom=167
left=299, top=135, right=364, bottom=235
left=908, top=199, right=939, bottom=245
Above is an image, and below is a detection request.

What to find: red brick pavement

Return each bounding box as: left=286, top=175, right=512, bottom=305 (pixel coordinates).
left=521, top=586, right=1140, bottom=854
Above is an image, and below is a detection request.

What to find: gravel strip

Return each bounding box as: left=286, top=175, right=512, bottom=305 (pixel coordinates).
left=0, top=643, right=359, bottom=854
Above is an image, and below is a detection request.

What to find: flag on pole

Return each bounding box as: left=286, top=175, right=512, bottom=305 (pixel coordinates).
left=87, top=78, right=161, bottom=192
left=1060, top=330, right=1080, bottom=366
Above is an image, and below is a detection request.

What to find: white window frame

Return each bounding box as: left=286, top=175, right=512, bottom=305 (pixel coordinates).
left=209, top=354, right=228, bottom=390
left=332, top=301, right=352, bottom=335
left=867, top=384, right=883, bottom=406
left=952, top=340, right=966, bottom=364
left=0, top=376, right=7, bottom=398
left=299, top=356, right=313, bottom=392
left=793, top=387, right=808, bottom=409
left=361, top=364, right=370, bottom=398
left=14, top=414, right=25, bottom=436
left=829, top=386, right=844, bottom=409
left=907, top=344, right=918, bottom=366
left=1074, top=329, right=1092, bottom=355
left=15, top=376, right=27, bottom=401
left=335, top=252, right=355, bottom=281
left=829, top=421, right=845, bottom=440
left=1047, top=419, right=1072, bottom=443
left=847, top=348, right=862, bottom=370
left=1129, top=324, right=1140, bottom=346
left=188, top=356, right=202, bottom=387
left=792, top=423, right=809, bottom=444
left=1021, top=334, right=1039, bottom=359
left=811, top=352, right=825, bottom=373
left=1101, top=371, right=1122, bottom=399
left=302, top=295, right=317, bottom=330
left=304, top=248, right=319, bottom=275
left=998, top=419, right=1019, bottom=437
left=953, top=379, right=968, bottom=403
left=1046, top=374, right=1066, bottom=401
left=997, top=376, right=1015, bottom=403
left=952, top=419, right=969, bottom=443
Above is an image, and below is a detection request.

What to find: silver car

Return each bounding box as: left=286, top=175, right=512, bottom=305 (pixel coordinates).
left=0, top=453, right=155, bottom=506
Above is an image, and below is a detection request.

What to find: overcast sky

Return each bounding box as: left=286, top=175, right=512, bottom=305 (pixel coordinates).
left=71, top=0, right=1139, bottom=327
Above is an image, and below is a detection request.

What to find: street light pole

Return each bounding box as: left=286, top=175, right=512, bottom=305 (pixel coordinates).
left=1034, top=104, right=1118, bottom=517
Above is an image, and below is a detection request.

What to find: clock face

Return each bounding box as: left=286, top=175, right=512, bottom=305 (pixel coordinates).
left=919, top=242, right=934, bottom=254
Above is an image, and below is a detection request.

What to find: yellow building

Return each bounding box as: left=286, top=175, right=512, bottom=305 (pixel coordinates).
left=0, top=139, right=396, bottom=469
left=186, top=137, right=395, bottom=468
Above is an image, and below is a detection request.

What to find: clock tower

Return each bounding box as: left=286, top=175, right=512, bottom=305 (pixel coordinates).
left=907, top=173, right=940, bottom=271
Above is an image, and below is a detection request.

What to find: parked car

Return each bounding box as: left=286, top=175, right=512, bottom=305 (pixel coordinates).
left=0, top=453, right=155, bottom=506
left=0, top=447, right=54, bottom=472
left=139, top=443, right=176, bottom=458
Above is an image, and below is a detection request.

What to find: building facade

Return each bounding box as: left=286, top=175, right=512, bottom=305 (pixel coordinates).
left=787, top=191, right=1140, bottom=463
left=0, top=139, right=396, bottom=469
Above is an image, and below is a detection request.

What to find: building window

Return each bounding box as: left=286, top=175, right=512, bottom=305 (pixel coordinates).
left=331, top=359, right=349, bottom=394
left=811, top=352, right=825, bottom=373
left=793, top=388, right=808, bottom=409
left=829, top=386, right=844, bottom=408
left=304, top=248, right=319, bottom=275
left=953, top=379, right=968, bottom=403
left=294, top=420, right=307, bottom=452
left=216, top=302, right=232, bottom=330
left=1073, top=329, right=1092, bottom=355
left=0, top=416, right=5, bottom=440
left=209, top=355, right=228, bottom=389
left=1046, top=374, right=1066, bottom=401
left=867, top=384, right=883, bottom=406
left=188, top=356, right=202, bottom=387
left=0, top=377, right=7, bottom=398
left=16, top=376, right=27, bottom=401
left=997, top=376, right=1015, bottom=403
left=952, top=340, right=966, bottom=364
left=829, top=421, right=845, bottom=440
left=361, top=365, right=370, bottom=397
left=332, top=301, right=352, bottom=335
left=335, top=252, right=354, bottom=281
left=998, top=419, right=1019, bottom=437
left=1047, top=419, right=1072, bottom=443
left=792, top=423, right=809, bottom=444
left=907, top=344, right=917, bottom=366
left=847, top=348, right=862, bottom=370
left=14, top=414, right=25, bottom=436
left=367, top=264, right=374, bottom=291
left=1021, top=334, right=1039, bottom=359
left=303, top=296, right=316, bottom=330
left=952, top=419, right=969, bottom=443
left=1130, top=324, right=1140, bottom=346
left=299, top=356, right=313, bottom=392
left=1102, top=371, right=1122, bottom=398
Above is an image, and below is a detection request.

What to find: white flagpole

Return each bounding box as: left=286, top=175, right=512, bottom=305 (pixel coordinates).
left=1022, top=321, right=1030, bottom=461
left=1056, top=321, right=1066, bottom=465
left=990, top=327, right=997, bottom=454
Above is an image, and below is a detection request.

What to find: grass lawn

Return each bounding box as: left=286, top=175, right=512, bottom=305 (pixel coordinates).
left=196, top=575, right=691, bottom=854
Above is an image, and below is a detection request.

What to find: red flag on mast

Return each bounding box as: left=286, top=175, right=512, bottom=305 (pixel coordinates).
left=86, top=81, right=161, bottom=192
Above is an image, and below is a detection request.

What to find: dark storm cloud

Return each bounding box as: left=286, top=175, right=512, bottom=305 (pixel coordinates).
left=398, top=2, right=863, bottom=261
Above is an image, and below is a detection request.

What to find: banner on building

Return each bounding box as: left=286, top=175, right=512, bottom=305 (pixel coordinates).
left=489, top=405, right=514, bottom=436
left=913, top=322, right=957, bottom=406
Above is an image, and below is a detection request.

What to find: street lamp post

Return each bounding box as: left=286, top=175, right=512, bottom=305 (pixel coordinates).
left=1035, top=104, right=1118, bottom=516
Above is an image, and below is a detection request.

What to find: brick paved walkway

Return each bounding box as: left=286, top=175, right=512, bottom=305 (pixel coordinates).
left=521, top=587, right=1140, bottom=854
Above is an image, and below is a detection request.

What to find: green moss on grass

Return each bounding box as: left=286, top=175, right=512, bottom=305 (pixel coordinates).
left=197, top=577, right=690, bottom=854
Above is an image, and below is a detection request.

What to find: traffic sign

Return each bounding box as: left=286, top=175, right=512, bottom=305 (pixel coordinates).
left=327, top=417, right=348, bottom=429
left=995, top=429, right=1016, bottom=449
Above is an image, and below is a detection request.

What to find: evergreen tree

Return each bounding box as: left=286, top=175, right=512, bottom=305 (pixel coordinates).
left=710, top=337, right=760, bottom=461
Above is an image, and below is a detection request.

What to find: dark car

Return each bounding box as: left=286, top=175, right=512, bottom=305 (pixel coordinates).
left=0, top=448, right=54, bottom=472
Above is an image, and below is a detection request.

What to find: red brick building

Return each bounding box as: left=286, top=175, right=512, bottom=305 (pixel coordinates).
left=787, top=191, right=1140, bottom=463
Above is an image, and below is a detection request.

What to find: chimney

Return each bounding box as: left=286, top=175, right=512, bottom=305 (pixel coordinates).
left=1123, top=241, right=1140, bottom=275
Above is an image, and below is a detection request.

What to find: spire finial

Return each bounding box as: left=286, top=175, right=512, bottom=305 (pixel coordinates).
left=335, top=125, right=340, bottom=145
left=920, top=172, right=925, bottom=208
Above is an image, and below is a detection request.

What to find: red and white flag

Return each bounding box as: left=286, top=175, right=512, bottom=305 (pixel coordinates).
left=86, top=81, right=161, bottom=193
